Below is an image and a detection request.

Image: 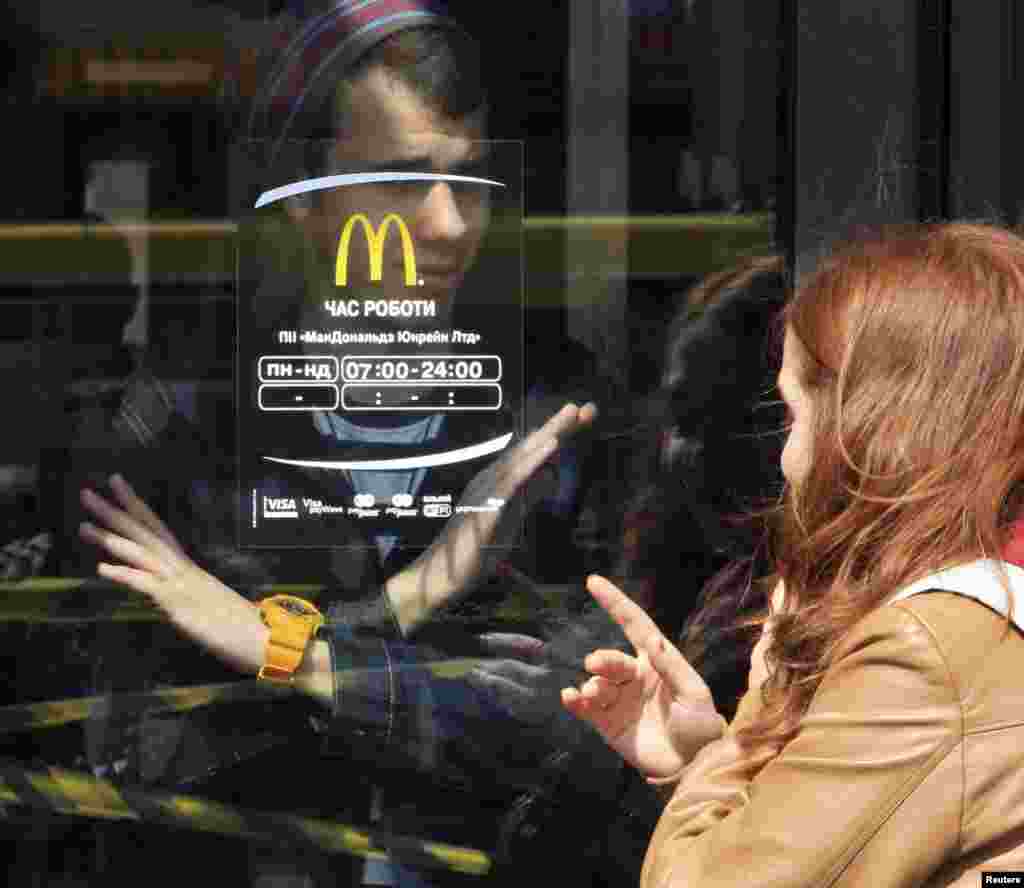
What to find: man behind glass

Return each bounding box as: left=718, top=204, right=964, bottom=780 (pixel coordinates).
left=58, top=4, right=636, bottom=888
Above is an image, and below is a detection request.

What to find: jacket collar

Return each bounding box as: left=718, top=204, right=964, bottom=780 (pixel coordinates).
left=886, top=522, right=1024, bottom=629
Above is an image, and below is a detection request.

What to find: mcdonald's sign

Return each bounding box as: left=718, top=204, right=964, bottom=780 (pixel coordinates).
left=335, top=213, right=417, bottom=287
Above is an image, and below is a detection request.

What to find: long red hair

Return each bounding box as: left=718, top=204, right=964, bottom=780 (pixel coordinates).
left=737, top=223, right=1024, bottom=751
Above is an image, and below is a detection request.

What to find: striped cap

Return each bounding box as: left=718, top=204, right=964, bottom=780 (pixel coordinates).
left=251, top=0, right=462, bottom=148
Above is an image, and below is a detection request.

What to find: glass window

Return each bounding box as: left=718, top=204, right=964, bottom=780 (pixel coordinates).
left=0, top=3, right=782, bottom=885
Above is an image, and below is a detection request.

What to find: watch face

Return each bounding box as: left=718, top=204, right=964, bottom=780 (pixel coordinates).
left=277, top=597, right=316, bottom=617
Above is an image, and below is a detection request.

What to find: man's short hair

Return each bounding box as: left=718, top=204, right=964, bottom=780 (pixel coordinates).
left=247, top=12, right=486, bottom=180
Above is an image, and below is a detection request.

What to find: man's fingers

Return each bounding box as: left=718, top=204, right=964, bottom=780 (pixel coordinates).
left=478, top=401, right=598, bottom=504
left=524, top=401, right=597, bottom=453
left=551, top=400, right=597, bottom=436
left=399, top=401, right=597, bottom=620
left=538, top=401, right=582, bottom=440
left=493, top=399, right=597, bottom=496
left=80, top=522, right=171, bottom=579
left=578, top=402, right=598, bottom=426
left=96, top=562, right=164, bottom=604
left=81, top=488, right=180, bottom=565
left=586, top=574, right=705, bottom=700
left=497, top=404, right=575, bottom=476
left=507, top=401, right=586, bottom=467
left=475, top=632, right=547, bottom=662
left=474, top=659, right=549, bottom=688
left=495, top=436, right=559, bottom=498
left=522, top=403, right=577, bottom=452
left=109, top=475, right=186, bottom=555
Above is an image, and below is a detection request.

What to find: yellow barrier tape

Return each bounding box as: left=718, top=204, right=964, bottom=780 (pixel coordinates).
left=0, top=579, right=565, bottom=624
left=0, top=579, right=334, bottom=595
left=0, top=682, right=279, bottom=732
left=0, top=660, right=498, bottom=734
left=0, top=580, right=331, bottom=623
left=0, top=760, right=491, bottom=875
left=0, top=577, right=87, bottom=593
left=0, top=214, right=771, bottom=239
left=0, top=215, right=774, bottom=287
left=526, top=212, right=774, bottom=230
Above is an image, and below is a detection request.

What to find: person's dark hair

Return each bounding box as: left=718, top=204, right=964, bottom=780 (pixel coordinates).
left=342, top=26, right=486, bottom=133
left=251, top=23, right=486, bottom=183
left=613, top=255, right=788, bottom=718
left=663, top=254, right=788, bottom=439
left=660, top=255, right=788, bottom=557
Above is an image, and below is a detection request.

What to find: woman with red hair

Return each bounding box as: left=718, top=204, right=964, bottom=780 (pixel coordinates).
left=564, top=223, right=1024, bottom=886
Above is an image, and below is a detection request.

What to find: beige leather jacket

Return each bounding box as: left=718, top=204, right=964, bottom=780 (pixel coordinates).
left=643, top=564, right=1024, bottom=888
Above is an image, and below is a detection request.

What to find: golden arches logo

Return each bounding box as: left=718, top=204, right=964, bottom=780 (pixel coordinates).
left=335, top=213, right=418, bottom=287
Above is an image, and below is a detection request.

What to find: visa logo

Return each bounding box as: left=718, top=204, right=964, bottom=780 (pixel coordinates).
left=263, top=496, right=298, bottom=518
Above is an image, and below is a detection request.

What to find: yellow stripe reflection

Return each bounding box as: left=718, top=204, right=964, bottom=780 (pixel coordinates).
left=0, top=761, right=491, bottom=875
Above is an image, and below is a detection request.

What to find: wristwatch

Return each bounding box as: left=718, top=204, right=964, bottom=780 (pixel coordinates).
left=256, top=594, right=325, bottom=683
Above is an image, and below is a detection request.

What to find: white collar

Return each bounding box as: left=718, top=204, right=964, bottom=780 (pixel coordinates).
left=886, top=559, right=1024, bottom=631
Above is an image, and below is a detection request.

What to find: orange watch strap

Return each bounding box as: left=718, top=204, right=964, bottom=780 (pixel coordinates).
left=257, top=597, right=324, bottom=683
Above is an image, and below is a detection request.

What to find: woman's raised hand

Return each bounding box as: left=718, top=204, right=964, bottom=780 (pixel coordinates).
left=561, top=575, right=725, bottom=780
left=79, top=475, right=267, bottom=675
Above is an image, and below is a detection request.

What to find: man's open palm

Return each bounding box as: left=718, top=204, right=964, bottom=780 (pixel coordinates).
left=79, top=475, right=267, bottom=676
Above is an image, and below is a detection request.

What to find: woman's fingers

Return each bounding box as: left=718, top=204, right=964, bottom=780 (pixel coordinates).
left=561, top=686, right=589, bottom=718
left=586, top=575, right=662, bottom=650
left=583, top=648, right=641, bottom=684
left=560, top=683, right=628, bottom=738
left=108, top=474, right=186, bottom=556
left=644, top=632, right=710, bottom=701
left=586, top=574, right=709, bottom=702
left=560, top=649, right=638, bottom=734
left=561, top=685, right=605, bottom=722
left=580, top=674, right=624, bottom=706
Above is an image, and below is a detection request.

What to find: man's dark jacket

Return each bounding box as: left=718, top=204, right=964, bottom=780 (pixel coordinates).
left=39, top=332, right=661, bottom=888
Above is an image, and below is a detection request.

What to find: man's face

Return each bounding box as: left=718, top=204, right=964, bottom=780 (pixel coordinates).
left=299, top=65, right=490, bottom=326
